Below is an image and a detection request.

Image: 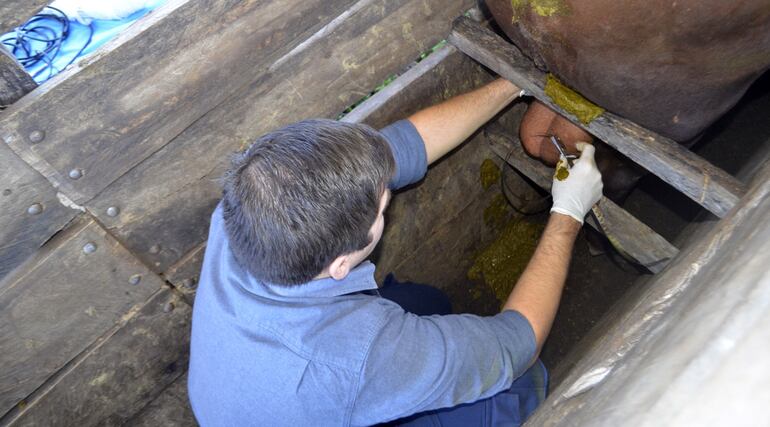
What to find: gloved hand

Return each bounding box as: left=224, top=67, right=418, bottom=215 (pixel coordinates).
left=550, top=143, right=603, bottom=224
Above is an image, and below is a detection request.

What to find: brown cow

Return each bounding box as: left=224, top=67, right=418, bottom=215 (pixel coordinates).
left=486, top=0, right=770, bottom=200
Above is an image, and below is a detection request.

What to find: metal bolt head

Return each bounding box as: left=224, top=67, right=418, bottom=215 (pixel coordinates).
left=181, top=278, right=196, bottom=288
left=68, top=168, right=83, bottom=180
left=106, top=206, right=120, bottom=217
left=128, top=274, right=142, bottom=286
left=28, top=130, right=45, bottom=144
left=148, top=244, right=161, bottom=254
left=163, top=302, right=175, bottom=313
left=83, top=242, right=97, bottom=254
left=27, top=203, right=43, bottom=215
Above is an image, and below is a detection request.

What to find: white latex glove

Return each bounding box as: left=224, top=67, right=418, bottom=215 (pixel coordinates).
left=550, top=143, right=603, bottom=224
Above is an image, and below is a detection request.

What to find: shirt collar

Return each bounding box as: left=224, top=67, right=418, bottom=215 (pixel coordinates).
left=241, top=261, right=379, bottom=299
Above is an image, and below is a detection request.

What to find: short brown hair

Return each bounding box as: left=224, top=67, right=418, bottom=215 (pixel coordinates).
left=222, top=119, right=395, bottom=285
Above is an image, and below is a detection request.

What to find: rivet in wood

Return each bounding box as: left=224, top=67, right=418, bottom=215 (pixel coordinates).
left=83, top=242, right=97, bottom=254
left=128, top=274, right=142, bottom=286
left=27, top=203, right=43, bottom=215
left=163, top=302, right=175, bottom=313
left=28, top=130, right=45, bottom=144
left=148, top=244, right=161, bottom=254
left=68, top=168, right=83, bottom=180
left=106, top=206, right=120, bottom=217
left=182, top=278, right=196, bottom=288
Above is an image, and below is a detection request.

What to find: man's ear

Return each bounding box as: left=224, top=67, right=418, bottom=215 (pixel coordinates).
left=328, top=255, right=352, bottom=281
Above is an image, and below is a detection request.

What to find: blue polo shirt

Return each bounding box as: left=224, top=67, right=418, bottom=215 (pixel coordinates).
left=188, top=120, right=537, bottom=426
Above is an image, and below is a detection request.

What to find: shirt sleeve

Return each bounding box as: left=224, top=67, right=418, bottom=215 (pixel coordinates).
left=379, top=119, right=428, bottom=190
left=351, top=303, right=537, bottom=425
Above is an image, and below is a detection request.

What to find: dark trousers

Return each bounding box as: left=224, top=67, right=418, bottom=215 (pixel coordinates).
left=378, top=275, right=547, bottom=427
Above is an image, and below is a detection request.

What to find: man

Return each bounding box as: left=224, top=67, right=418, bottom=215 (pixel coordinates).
left=188, top=78, right=603, bottom=426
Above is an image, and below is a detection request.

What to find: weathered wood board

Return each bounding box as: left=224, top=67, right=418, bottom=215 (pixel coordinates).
left=0, top=1, right=48, bottom=35
left=0, top=48, right=36, bottom=107
left=87, top=0, right=476, bottom=275
left=127, top=374, right=197, bottom=427
left=2, top=288, right=191, bottom=426
left=528, top=161, right=770, bottom=426
left=485, top=125, right=680, bottom=273
left=0, top=144, right=76, bottom=281
left=448, top=17, right=747, bottom=219
left=0, top=0, right=358, bottom=204
left=0, top=217, right=164, bottom=416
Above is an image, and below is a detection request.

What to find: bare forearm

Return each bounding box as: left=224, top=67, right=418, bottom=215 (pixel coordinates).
left=408, top=78, right=522, bottom=164
left=503, top=213, right=581, bottom=352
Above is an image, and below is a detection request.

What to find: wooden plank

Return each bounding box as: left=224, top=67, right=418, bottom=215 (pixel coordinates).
left=448, top=17, right=747, bottom=219
left=86, top=0, right=476, bottom=274
left=0, top=217, right=164, bottom=416
left=485, top=125, right=679, bottom=273
left=0, top=1, right=47, bottom=35
left=2, top=287, right=191, bottom=426
left=0, top=0, right=358, bottom=204
left=0, top=143, right=76, bottom=281
left=164, top=244, right=206, bottom=305
left=127, top=374, right=197, bottom=427
left=527, top=156, right=770, bottom=426
left=0, top=48, right=36, bottom=107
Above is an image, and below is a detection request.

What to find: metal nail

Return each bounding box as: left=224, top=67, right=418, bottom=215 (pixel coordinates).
left=28, top=130, right=45, bottom=143
left=27, top=203, right=43, bottom=215
left=83, top=242, right=97, bottom=254
left=128, top=274, right=142, bottom=286
left=148, top=244, right=161, bottom=254
left=68, top=169, right=83, bottom=180
left=182, top=278, right=196, bottom=288
left=163, top=302, right=175, bottom=313
left=106, top=206, right=120, bottom=217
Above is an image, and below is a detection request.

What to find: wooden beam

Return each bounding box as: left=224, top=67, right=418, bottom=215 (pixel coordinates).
left=1, top=288, right=191, bottom=426
left=485, top=125, right=679, bottom=273
left=85, top=0, right=476, bottom=275
left=0, top=48, right=36, bottom=107
left=527, top=156, right=770, bottom=426
left=0, top=1, right=47, bottom=35
left=448, top=17, right=746, bottom=219
left=0, top=217, right=164, bottom=416
left=0, top=0, right=359, bottom=204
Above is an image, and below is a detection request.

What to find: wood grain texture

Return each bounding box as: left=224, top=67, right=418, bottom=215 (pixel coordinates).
left=0, top=48, right=36, bottom=107
left=0, top=143, right=76, bottom=281
left=0, top=1, right=47, bottom=35
left=0, top=0, right=357, bottom=204
left=86, top=0, right=476, bottom=274
left=527, top=156, right=770, bottom=426
left=127, top=374, right=197, bottom=427
left=485, top=126, right=679, bottom=273
left=0, top=217, right=164, bottom=416
left=2, top=288, right=191, bottom=426
left=448, top=17, right=747, bottom=218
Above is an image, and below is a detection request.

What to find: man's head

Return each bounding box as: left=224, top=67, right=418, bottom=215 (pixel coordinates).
left=222, top=119, right=395, bottom=285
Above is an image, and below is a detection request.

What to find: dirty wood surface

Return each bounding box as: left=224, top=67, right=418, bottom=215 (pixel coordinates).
left=0, top=1, right=47, bottom=34
left=0, top=144, right=75, bottom=281
left=164, top=244, right=206, bottom=305
left=0, top=0, right=358, bottom=204
left=449, top=17, right=746, bottom=219
left=0, top=48, right=36, bottom=107
left=86, top=0, right=475, bottom=275
left=127, top=374, right=197, bottom=427
left=2, top=288, right=191, bottom=426
left=527, top=154, right=770, bottom=427
left=0, top=217, right=164, bottom=416
left=485, top=125, right=680, bottom=273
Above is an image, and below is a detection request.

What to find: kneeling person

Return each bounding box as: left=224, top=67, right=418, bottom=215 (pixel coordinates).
left=188, top=79, right=603, bottom=426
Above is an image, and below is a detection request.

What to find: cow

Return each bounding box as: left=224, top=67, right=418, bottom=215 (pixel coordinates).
left=486, top=0, right=770, bottom=201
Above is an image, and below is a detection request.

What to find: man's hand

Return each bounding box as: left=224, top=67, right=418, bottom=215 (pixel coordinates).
left=550, top=143, right=603, bottom=224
